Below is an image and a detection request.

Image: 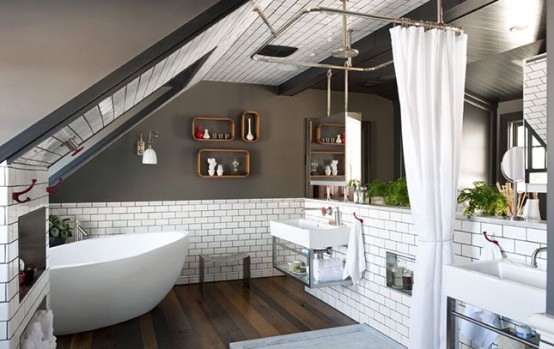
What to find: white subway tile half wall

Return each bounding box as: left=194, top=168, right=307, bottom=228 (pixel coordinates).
left=0, top=163, right=50, bottom=349
left=51, top=198, right=304, bottom=284
left=49, top=198, right=547, bottom=348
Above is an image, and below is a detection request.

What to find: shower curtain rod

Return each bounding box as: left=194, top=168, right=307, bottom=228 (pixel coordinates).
left=250, top=2, right=462, bottom=73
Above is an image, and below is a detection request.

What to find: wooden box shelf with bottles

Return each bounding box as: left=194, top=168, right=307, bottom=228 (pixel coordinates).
left=197, top=149, right=250, bottom=178
left=192, top=116, right=235, bottom=141
left=315, top=123, right=345, bottom=145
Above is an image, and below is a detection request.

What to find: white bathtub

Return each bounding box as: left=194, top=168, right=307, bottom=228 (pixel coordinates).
left=49, top=231, right=189, bottom=335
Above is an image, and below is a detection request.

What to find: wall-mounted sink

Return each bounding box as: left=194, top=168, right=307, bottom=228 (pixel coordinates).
left=444, top=259, right=546, bottom=324
left=270, top=219, right=350, bottom=249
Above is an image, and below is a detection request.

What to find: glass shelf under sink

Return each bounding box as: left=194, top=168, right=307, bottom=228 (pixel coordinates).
left=272, top=237, right=352, bottom=289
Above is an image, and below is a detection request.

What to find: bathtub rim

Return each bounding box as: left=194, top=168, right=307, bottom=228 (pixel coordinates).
left=49, top=231, right=189, bottom=271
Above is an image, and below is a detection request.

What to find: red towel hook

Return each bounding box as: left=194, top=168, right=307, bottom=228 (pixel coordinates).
left=12, top=179, right=37, bottom=204
left=353, top=212, right=364, bottom=223
left=46, top=178, right=63, bottom=195
left=483, top=231, right=499, bottom=246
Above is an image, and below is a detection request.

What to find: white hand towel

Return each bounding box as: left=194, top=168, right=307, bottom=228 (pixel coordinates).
left=480, top=241, right=503, bottom=260
left=342, top=221, right=366, bottom=285
left=460, top=237, right=502, bottom=348
left=313, top=258, right=344, bottom=282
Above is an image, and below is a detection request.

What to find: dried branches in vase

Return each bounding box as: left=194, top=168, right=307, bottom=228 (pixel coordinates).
left=496, top=182, right=526, bottom=216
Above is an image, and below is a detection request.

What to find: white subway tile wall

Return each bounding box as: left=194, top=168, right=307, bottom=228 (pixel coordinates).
left=523, top=54, right=547, bottom=144
left=303, top=199, right=546, bottom=347
left=50, top=198, right=304, bottom=284
left=50, top=198, right=546, bottom=348
left=0, top=161, right=50, bottom=349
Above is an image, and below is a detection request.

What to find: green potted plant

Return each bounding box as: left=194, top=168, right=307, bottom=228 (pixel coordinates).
left=49, top=215, right=73, bottom=247
left=457, top=181, right=507, bottom=218
left=384, top=177, right=410, bottom=207
left=365, top=179, right=389, bottom=205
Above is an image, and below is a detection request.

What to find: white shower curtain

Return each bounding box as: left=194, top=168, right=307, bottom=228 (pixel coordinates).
left=390, top=26, right=467, bottom=349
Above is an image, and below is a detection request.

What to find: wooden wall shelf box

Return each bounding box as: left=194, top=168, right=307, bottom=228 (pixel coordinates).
left=315, top=123, right=345, bottom=145
left=192, top=116, right=235, bottom=141
left=197, top=149, right=250, bottom=178
left=241, top=111, right=260, bottom=143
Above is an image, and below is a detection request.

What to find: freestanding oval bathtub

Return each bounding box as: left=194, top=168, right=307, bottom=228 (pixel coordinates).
left=49, top=231, right=189, bottom=335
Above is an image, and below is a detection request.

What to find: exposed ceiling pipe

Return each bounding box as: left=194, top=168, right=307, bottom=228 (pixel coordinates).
left=327, top=69, right=332, bottom=117
left=251, top=4, right=462, bottom=72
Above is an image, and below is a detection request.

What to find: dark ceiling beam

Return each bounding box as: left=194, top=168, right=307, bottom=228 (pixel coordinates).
left=278, top=0, right=498, bottom=96
left=0, top=0, right=248, bottom=164
left=49, top=51, right=213, bottom=184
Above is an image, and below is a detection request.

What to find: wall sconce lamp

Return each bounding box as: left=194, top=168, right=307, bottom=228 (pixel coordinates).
left=137, top=131, right=158, bottom=165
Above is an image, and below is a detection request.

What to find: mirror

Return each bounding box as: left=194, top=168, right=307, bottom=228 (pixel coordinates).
left=305, top=111, right=363, bottom=201
left=345, top=112, right=362, bottom=183
left=501, top=146, right=525, bottom=182
left=522, top=54, right=547, bottom=192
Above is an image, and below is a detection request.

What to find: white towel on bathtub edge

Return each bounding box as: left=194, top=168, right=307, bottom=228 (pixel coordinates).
left=342, top=221, right=366, bottom=285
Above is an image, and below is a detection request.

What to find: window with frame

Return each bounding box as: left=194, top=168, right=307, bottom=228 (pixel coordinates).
left=506, top=119, right=547, bottom=184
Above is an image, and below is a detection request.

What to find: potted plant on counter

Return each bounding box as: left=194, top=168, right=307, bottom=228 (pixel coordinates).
left=384, top=177, right=410, bottom=207
left=49, top=215, right=73, bottom=247
left=457, top=181, right=507, bottom=218
left=365, top=179, right=389, bottom=205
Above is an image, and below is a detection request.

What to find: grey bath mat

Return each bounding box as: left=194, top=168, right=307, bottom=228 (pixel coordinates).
left=229, top=324, right=406, bottom=349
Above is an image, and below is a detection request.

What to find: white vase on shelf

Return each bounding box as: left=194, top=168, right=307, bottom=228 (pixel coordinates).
left=324, top=165, right=331, bottom=176
left=217, top=164, right=224, bottom=176
left=523, top=199, right=541, bottom=220
left=246, top=119, right=255, bottom=141
left=203, top=129, right=211, bottom=139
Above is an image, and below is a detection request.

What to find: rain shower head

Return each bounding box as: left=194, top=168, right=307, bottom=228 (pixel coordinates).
left=332, top=47, right=359, bottom=58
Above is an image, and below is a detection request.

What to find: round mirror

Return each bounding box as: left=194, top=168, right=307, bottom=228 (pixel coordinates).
left=501, top=146, right=525, bottom=182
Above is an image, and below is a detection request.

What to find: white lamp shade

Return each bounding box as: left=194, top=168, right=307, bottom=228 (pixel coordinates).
left=142, top=147, right=157, bottom=165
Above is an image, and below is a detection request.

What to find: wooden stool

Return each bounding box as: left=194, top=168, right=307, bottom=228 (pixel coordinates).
left=199, top=252, right=251, bottom=291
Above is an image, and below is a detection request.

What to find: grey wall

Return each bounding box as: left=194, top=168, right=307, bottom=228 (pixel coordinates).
left=459, top=102, right=492, bottom=188
left=52, top=81, right=394, bottom=202
left=0, top=0, right=218, bottom=146
left=497, top=98, right=523, bottom=115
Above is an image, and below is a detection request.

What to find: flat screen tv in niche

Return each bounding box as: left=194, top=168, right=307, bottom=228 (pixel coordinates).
left=18, top=206, right=47, bottom=301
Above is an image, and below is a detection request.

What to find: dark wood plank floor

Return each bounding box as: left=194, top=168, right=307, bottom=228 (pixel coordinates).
left=57, top=276, right=356, bottom=349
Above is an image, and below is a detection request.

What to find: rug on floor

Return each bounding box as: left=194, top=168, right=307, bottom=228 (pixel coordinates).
left=229, top=324, right=406, bottom=349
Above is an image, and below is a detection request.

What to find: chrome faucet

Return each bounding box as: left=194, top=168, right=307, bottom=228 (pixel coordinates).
left=74, top=220, right=89, bottom=242
left=302, top=206, right=342, bottom=225
left=530, top=246, right=547, bottom=268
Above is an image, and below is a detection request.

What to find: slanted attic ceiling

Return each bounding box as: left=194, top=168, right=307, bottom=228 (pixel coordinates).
left=0, top=0, right=546, bottom=184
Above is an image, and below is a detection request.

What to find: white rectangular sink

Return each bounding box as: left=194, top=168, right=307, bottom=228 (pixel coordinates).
left=444, top=259, right=546, bottom=324
left=270, top=219, right=350, bottom=249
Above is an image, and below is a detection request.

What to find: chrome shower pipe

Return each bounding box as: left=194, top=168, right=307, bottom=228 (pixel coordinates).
left=251, top=5, right=462, bottom=71
left=253, top=7, right=277, bottom=38
left=315, top=7, right=462, bottom=33
left=251, top=54, right=393, bottom=72
left=437, top=0, right=444, bottom=24
left=342, top=0, right=348, bottom=50
left=327, top=70, right=331, bottom=116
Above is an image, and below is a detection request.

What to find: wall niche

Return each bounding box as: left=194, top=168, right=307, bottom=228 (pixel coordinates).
left=18, top=207, right=47, bottom=301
